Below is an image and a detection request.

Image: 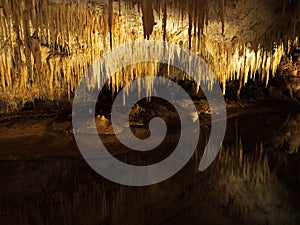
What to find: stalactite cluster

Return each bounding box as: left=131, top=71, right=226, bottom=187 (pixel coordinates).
left=0, top=0, right=299, bottom=112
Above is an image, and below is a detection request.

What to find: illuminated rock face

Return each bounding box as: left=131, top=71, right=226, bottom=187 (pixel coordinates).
left=0, top=0, right=299, bottom=111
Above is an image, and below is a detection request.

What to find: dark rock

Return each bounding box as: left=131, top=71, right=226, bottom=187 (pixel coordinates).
left=268, top=86, right=283, bottom=99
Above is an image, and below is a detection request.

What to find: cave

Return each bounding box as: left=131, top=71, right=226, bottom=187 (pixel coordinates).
left=0, top=0, right=300, bottom=224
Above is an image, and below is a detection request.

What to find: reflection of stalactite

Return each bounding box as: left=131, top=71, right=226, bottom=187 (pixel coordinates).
left=217, top=134, right=270, bottom=184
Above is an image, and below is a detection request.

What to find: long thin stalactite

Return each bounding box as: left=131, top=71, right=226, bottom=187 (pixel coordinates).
left=0, top=0, right=299, bottom=112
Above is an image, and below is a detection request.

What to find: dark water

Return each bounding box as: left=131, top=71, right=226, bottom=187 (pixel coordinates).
left=0, top=112, right=300, bottom=225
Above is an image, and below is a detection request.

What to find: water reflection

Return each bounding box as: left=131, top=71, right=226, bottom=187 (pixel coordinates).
left=0, top=112, right=299, bottom=225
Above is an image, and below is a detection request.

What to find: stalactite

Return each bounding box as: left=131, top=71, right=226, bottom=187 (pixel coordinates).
left=162, top=0, right=167, bottom=41
left=141, top=0, right=155, bottom=40
left=220, top=0, right=225, bottom=35
left=188, top=0, right=193, bottom=50
left=0, top=0, right=298, bottom=112
left=205, top=0, right=209, bottom=28
left=193, top=0, right=198, bottom=38
left=108, top=0, right=113, bottom=50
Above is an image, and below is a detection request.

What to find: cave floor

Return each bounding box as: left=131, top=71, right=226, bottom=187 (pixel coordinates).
left=0, top=100, right=299, bottom=160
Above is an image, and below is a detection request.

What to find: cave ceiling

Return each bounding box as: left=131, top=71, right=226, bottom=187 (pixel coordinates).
left=0, top=0, right=299, bottom=110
